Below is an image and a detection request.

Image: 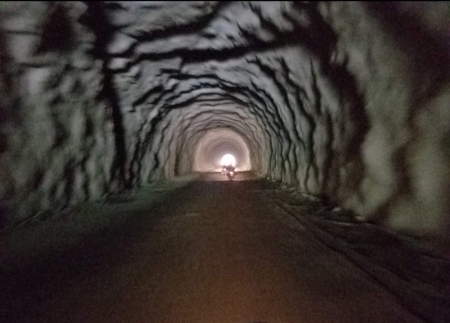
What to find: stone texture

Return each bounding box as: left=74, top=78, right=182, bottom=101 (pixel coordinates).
left=0, top=2, right=116, bottom=224
left=1, top=1, right=450, bottom=246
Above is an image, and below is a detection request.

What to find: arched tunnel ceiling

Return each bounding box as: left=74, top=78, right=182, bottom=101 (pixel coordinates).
left=1, top=1, right=450, bottom=240
left=193, top=128, right=251, bottom=172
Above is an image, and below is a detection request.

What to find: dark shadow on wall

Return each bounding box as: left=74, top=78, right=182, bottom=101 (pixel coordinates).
left=116, top=1, right=232, bottom=42
left=80, top=2, right=129, bottom=190
left=365, top=2, right=450, bottom=102
left=103, top=1, right=234, bottom=61
left=364, top=2, right=450, bottom=224
left=112, top=1, right=337, bottom=68
left=137, top=113, right=164, bottom=183
left=293, top=2, right=370, bottom=203
left=35, top=4, right=75, bottom=54
left=325, top=60, right=369, bottom=204
left=0, top=24, right=16, bottom=229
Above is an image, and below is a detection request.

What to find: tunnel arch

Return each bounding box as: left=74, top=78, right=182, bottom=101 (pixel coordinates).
left=1, top=1, right=450, bottom=243
left=136, top=96, right=268, bottom=180
left=193, top=128, right=252, bottom=173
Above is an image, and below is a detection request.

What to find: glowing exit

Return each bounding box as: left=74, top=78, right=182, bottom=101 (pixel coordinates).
left=221, top=154, right=236, bottom=167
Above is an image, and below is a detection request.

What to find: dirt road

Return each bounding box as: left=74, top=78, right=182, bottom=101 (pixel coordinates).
left=0, top=173, right=422, bottom=323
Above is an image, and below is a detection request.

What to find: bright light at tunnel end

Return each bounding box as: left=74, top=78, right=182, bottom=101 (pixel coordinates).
left=221, top=154, right=236, bottom=167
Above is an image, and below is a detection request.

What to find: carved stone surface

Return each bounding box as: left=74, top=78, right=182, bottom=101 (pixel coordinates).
left=1, top=1, right=449, bottom=240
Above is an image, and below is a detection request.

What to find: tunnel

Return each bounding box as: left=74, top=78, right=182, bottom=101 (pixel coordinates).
left=193, top=128, right=252, bottom=172
left=0, top=2, right=450, bottom=323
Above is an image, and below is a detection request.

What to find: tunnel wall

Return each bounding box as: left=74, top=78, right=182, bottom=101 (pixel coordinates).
left=319, top=2, right=450, bottom=235
left=1, top=2, right=450, bottom=240
left=0, top=2, right=121, bottom=224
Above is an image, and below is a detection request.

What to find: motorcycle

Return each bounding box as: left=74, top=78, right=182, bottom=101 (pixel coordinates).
left=227, top=169, right=235, bottom=180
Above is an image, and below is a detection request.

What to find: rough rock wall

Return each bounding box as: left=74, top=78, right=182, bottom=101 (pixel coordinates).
left=319, top=2, right=450, bottom=236
left=103, top=1, right=450, bottom=238
left=0, top=2, right=118, bottom=225
left=1, top=1, right=450, bottom=240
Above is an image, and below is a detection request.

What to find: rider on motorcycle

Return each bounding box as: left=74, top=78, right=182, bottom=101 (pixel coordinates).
left=225, top=164, right=235, bottom=173
left=225, top=165, right=236, bottom=180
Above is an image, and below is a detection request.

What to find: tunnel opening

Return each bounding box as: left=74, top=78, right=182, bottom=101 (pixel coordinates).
left=193, top=128, right=251, bottom=173
left=141, top=101, right=264, bottom=180
left=220, top=154, right=236, bottom=167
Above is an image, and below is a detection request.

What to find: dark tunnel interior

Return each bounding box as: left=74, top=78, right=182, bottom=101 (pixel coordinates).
left=0, top=2, right=450, bottom=323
